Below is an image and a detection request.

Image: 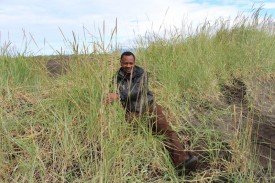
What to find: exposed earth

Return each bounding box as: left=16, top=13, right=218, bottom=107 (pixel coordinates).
left=191, top=76, right=275, bottom=179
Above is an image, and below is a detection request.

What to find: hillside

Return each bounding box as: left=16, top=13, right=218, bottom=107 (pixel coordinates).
left=0, top=13, right=274, bottom=182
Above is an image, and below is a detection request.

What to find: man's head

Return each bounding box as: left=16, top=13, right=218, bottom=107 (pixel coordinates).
left=120, top=51, right=135, bottom=74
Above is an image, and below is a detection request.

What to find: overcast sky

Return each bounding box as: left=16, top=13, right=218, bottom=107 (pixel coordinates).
left=0, top=0, right=275, bottom=55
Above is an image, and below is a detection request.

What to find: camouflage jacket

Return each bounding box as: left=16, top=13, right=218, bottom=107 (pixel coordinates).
left=116, top=66, right=154, bottom=113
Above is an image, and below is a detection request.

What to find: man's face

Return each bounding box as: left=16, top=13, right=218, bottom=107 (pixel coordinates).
left=120, top=55, right=135, bottom=74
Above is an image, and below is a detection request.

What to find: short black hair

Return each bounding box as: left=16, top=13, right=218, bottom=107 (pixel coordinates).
left=120, top=51, right=135, bottom=61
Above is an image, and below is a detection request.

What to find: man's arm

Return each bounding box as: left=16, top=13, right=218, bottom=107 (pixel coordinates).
left=104, top=73, right=120, bottom=104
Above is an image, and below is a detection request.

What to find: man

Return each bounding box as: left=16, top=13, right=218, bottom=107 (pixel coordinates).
left=106, top=51, right=198, bottom=174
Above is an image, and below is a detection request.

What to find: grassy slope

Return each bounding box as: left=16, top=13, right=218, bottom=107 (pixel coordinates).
left=0, top=15, right=274, bottom=182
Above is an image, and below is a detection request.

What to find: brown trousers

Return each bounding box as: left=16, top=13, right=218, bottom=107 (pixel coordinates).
left=125, top=104, right=190, bottom=167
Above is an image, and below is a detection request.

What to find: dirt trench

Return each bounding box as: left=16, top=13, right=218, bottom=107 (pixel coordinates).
left=248, top=77, right=275, bottom=173
left=220, top=77, right=275, bottom=173
left=186, top=76, right=274, bottom=179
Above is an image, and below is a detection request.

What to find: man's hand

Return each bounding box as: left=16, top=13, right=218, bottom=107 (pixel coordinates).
left=104, top=93, right=119, bottom=104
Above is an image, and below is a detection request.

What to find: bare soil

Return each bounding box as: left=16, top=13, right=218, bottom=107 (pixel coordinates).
left=248, top=77, right=275, bottom=173
left=185, top=76, right=274, bottom=180
left=218, top=77, right=274, bottom=174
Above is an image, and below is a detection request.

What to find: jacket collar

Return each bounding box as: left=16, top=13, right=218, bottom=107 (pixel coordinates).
left=118, top=66, right=139, bottom=79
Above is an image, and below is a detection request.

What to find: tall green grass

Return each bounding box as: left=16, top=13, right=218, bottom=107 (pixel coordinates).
left=1, top=10, right=274, bottom=182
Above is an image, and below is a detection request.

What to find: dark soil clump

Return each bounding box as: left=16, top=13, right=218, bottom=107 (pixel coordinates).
left=46, top=57, right=69, bottom=77
left=220, top=78, right=247, bottom=105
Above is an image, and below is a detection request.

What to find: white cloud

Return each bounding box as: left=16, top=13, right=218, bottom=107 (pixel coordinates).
left=0, top=0, right=274, bottom=55
left=265, top=3, right=275, bottom=9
